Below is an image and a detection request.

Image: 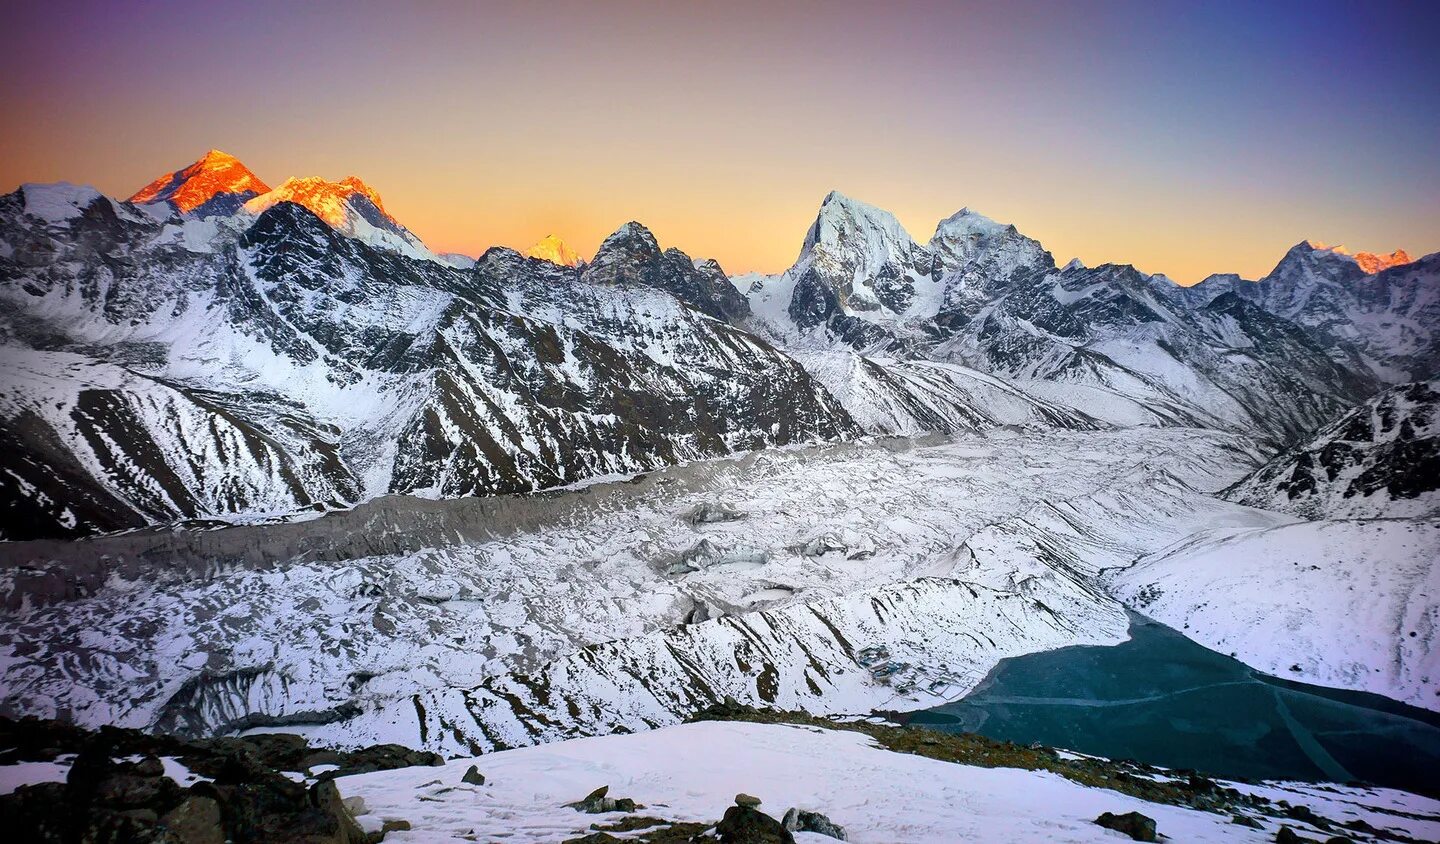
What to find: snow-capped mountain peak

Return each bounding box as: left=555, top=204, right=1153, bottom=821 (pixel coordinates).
left=244, top=175, right=395, bottom=230
left=242, top=174, right=433, bottom=261
left=18, top=182, right=109, bottom=223
left=525, top=234, right=582, bottom=267
left=1290, top=240, right=1414, bottom=275
left=128, top=149, right=271, bottom=217
left=928, top=206, right=1051, bottom=276
left=801, top=191, right=922, bottom=263
left=932, top=206, right=1006, bottom=238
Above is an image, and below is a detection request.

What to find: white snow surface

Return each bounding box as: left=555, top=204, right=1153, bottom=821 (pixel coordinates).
left=0, top=429, right=1267, bottom=751
left=332, top=720, right=1440, bottom=843
left=1110, top=519, right=1440, bottom=710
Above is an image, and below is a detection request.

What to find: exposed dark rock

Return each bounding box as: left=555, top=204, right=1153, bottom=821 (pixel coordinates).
left=781, top=807, right=847, bottom=840
left=1228, top=379, right=1440, bottom=518
left=1283, top=803, right=1332, bottom=831
left=715, top=803, right=794, bottom=844
left=1094, top=810, right=1158, bottom=841
left=681, top=502, right=744, bottom=526
left=569, top=784, right=638, bottom=814
left=0, top=190, right=858, bottom=541
left=461, top=765, right=485, bottom=786
left=0, top=716, right=450, bottom=843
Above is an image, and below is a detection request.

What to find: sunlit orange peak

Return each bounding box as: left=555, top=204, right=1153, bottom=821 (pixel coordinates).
left=243, top=176, right=398, bottom=229
left=128, top=149, right=271, bottom=214
left=526, top=234, right=582, bottom=267
left=1306, top=240, right=1412, bottom=273
left=1352, top=249, right=1412, bottom=274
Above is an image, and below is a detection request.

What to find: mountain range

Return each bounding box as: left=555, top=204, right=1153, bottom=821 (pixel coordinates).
left=0, top=150, right=1434, bottom=540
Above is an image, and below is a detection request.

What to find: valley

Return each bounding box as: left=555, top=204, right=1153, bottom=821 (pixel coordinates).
left=0, top=149, right=1436, bottom=842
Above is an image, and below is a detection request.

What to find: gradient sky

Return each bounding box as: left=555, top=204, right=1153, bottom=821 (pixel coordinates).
left=3, top=0, right=1437, bottom=283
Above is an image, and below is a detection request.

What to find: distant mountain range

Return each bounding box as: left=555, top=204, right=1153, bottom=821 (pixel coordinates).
left=0, top=150, right=1434, bottom=538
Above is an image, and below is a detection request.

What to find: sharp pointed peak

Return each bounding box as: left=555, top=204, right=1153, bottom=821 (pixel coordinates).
left=817, top=190, right=886, bottom=214
left=525, top=234, right=582, bottom=267
left=128, top=149, right=270, bottom=214
left=198, top=148, right=241, bottom=163
left=599, top=221, right=660, bottom=249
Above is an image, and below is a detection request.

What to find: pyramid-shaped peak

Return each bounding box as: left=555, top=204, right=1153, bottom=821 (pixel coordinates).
left=198, top=149, right=242, bottom=164
left=525, top=234, right=582, bottom=267
left=246, top=176, right=398, bottom=229
left=128, top=149, right=270, bottom=215
left=804, top=191, right=917, bottom=256
left=600, top=221, right=661, bottom=252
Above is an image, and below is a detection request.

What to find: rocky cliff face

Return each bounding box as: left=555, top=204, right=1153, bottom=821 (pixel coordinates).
left=1225, top=379, right=1440, bottom=519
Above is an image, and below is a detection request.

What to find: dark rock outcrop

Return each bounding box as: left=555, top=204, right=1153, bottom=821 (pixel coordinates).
left=1094, top=810, right=1158, bottom=841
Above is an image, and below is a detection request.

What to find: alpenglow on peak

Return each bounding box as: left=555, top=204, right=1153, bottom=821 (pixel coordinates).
left=128, top=149, right=271, bottom=216
left=525, top=234, right=583, bottom=267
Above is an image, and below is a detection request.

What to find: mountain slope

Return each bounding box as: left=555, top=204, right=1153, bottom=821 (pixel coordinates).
left=333, top=720, right=1440, bottom=844
left=743, top=193, right=1384, bottom=443
left=1109, top=519, right=1440, bottom=711
left=1187, top=241, right=1437, bottom=382
left=1225, top=379, right=1440, bottom=519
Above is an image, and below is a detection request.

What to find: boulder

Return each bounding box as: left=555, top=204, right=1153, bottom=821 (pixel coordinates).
left=461, top=765, right=485, bottom=786
left=568, top=785, right=636, bottom=814
left=716, top=804, right=795, bottom=844
left=781, top=807, right=847, bottom=840
left=682, top=502, right=744, bottom=526
left=735, top=793, right=762, bottom=808
left=1094, top=811, right=1158, bottom=842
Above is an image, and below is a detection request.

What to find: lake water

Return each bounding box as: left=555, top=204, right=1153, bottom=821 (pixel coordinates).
left=909, top=613, right=1440, bottom=796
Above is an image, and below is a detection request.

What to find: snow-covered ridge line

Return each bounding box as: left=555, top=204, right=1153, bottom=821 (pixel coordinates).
left=741, top=190, right=1436, bottom=443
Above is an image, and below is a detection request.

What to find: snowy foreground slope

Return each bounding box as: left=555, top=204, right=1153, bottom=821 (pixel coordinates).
left=0, top=429, right=1269, bottom=751
left=1109, top=519, right=1440, bottom=710
left=333, top=720, right=1440, bottom=843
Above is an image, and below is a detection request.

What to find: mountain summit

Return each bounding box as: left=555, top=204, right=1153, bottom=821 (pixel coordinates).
left=1302, top=240, right=1413, bottom=274
left=525, top=234, right=582, bottom=267
left=244, top=175, right=397, bottom=230
left=128, top=149, right=271, bottom=217
left=242, top=175, right=431, bottom=259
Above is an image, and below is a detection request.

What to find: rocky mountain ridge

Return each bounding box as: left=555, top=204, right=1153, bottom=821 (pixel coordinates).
left=741, top=191, right=1433, bottom=444
left=0, top=169, right=855, bottom=539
